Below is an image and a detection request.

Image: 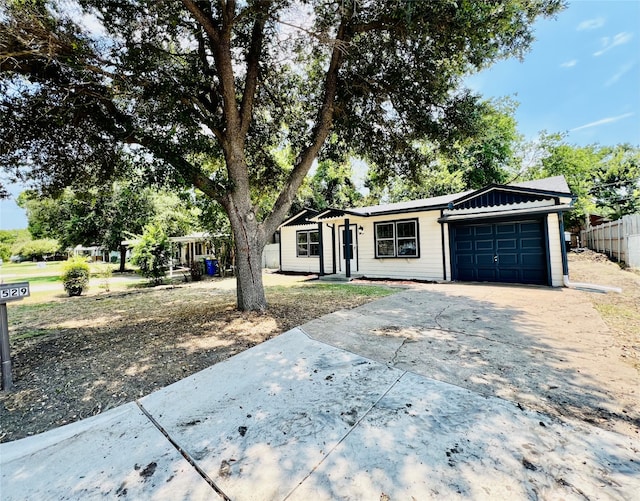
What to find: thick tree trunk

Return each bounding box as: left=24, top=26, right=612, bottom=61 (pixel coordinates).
left=234, top=234, right=267, bottom=311
left=224, top=178, right=268, bottom=311
left=230, top=214, right=267, bottom=311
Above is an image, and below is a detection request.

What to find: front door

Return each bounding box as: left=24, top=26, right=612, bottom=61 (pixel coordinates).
left=339, top=225, right=358, bottom=274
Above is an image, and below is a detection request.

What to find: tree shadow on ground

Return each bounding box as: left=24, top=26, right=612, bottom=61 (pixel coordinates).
left=0, top=282, right=380, bottom=442
left=2, top=290, right=639, bottom=500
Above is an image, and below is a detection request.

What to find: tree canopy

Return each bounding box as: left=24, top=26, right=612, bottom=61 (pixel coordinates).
left=1, top=0, right=565, bottom=310
left=522, top=134, right=640, bottom=228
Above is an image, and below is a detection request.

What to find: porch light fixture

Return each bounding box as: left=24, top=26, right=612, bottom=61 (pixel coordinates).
left=358, top=225, right=364, bottom=235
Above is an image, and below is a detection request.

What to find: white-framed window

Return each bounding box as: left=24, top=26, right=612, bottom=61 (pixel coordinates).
left=297, top=230, right=320, bottom=257
left=374, top=219, right=419, bottom=258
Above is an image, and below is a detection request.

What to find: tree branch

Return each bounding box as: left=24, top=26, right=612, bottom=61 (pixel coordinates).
left=262, top=10, right=353, bottom=237
left=181, top=0, right=221, bottom=45
left=239, top=1, right=271, bottom=139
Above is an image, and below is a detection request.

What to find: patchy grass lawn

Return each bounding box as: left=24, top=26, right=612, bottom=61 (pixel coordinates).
left=0, top=275, right=396, bottom=443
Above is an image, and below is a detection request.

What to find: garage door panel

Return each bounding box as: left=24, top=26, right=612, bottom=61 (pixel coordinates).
left=520, top=222, right=543, bottom=234
left=475, top=239, right=494, bottom=251
left=498, top=254, right=518, bottom=265
left=475, top=225, right=493, bottom=236
left=475, top=255, right=495, bottom=266
left=477, top=268, right=497, bottom=281
left=456, top=255, right=475, bottom=265
left=496, top=223, right=517, bottom=235
left=521, top=237, right=543, bottom=249
left=452, top=219, right=548, bottom=285
left=496, top=239, right=517, bottom=250
left=496, top=269, right=519, bottom=281
left=521, top=253, right=545, bottom=266
left=521, top=269, right=546, bottom=283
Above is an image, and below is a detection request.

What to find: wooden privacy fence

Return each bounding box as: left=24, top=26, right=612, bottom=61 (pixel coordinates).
left=581, top=214, right=640, bottom=267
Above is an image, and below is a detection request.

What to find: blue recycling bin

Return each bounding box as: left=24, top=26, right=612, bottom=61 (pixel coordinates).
left=205, top=258, right=219, bottom=276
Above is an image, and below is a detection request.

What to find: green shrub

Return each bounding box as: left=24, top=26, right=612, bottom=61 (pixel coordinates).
left=15, top=238, right=60, bottom=261
left=62, top=258, right=91, bottom=296
left=131, top=224, right=170, bottom=285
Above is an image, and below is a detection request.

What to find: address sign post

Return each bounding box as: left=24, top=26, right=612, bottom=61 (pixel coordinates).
left=0, top=282, right=30, bottom=391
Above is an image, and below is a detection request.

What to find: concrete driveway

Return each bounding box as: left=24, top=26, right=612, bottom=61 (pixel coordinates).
left=1, top=283, right=638, bottom=500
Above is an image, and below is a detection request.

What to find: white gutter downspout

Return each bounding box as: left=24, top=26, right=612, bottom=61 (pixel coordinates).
left=562, top=274, right=622, bottom=294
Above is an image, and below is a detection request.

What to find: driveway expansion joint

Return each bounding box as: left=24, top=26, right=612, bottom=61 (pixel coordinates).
left=282, top=369, right=408, bottom=501
left=135, top=400, right=231, bottom=501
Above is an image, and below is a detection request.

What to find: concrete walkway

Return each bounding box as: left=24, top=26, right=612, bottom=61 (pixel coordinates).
left=1, top=285, right=639, bottom=500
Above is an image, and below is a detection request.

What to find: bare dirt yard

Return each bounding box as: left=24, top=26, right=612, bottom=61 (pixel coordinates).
left=1, top=251, right=637, bottom=444
left=0, top=274, right=395, bottom=443
left=568, top=249, right=640, bottom=370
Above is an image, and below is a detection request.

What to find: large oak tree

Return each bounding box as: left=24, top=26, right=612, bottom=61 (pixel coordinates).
left=1, top=0, right=564, bottom=310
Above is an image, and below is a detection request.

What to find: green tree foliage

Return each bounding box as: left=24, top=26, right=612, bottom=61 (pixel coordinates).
left=295, top=159, right=364, bottom=211
left=61, top=257, right=90, bottom=296
left=0, top=229, right=31, bottom=260
left=366, top=98, right=523, bottom=203
left=16, top=184, right=198, bottom=270
left=0, top=230, right=19, bottom=260
left=523, top=133, right=640, bottom=228
left=1, top=0, right=565, bottom=310
left=131, top=224, right=170, bottom=285
left=591, top=145, right=640, bottom=219
left=14, top=238, right=60, bottom=260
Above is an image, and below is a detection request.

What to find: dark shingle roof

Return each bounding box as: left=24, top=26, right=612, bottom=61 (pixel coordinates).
left=313, top=175, right=572, bottom=219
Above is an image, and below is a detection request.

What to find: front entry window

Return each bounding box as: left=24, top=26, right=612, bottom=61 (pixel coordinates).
left=374, top=219, right=419, bottom=258
left=297, top=230, right=320, bottom=257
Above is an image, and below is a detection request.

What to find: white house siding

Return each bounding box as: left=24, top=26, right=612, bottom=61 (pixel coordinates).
left=443, top=223, right=452, bottom=280
left=351, top=210, right=446, bottom=281
left=546, top=212, right=564, bottom=287
left=279, top=223, right=334, bottom=274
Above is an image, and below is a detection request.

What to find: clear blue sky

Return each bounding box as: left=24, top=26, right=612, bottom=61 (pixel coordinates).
left=1, top=0, right=639, bottom=230
left=467, top=0, right=640, bottom=146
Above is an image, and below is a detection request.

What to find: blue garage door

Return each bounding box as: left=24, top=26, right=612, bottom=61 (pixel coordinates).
left=452, top=219, right=548, bottom=285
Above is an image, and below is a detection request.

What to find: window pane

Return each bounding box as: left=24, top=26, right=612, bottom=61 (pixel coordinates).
left=398, top=238, right=417, bottom=256
left=396, top=221, right=416, bottom=238
left=376, top=223, right=394, bottom=239
left=310, top=243, right=320, bottom=256
left=377, top=240, right=395, bottom=257
left=309, top=231, right=319, bottom=243
left=297, top=232, right=308, bottom=244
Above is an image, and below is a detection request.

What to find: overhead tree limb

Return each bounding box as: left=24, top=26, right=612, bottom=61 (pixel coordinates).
left=239, top=1, right=271, bottom=140
left=262, top=9, right=353, bottom=238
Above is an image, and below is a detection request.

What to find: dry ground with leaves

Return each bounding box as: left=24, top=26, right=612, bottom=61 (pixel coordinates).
left=2, top=252, right=637, bottom=444
left=0, top=275, right=395, bottom=443
left=568, top=250, right=640, bottom=370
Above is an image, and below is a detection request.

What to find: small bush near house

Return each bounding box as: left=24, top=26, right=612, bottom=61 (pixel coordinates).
left=190, top=260, right=203, bottom=281
left=61, top=258, right=91, bottom=296
left=131, top=224, right=170, bottom=285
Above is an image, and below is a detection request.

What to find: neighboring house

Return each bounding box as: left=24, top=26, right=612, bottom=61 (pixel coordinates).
left=279, top=176, right=574, bottom=287
left=169, top=233, right=216, bottom=266
left=121, top=232, right=217, bottom=266
left=71, top=245, right=111, bottom=262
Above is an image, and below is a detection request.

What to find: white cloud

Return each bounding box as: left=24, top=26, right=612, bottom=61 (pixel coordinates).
left=570, top=112, right=635, bottom=132
left=577, top=17, right=605, bottom=31
left=593, top=32, right=634, bottom=56
left=560, top=59, right=577, bottom=68
left=605, top=63, right=635, bottom=86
